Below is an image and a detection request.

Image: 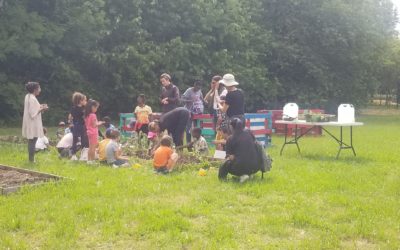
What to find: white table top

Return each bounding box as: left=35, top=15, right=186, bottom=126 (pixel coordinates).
left=275, top=120, right=364, bottom=127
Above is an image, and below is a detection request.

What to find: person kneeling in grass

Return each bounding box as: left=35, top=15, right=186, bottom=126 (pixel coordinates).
left=98, top=128, right=112, bottom=164
left=153, top=135, right=179, bottom=174
left=219, top=118, right=260, bottom=183
left=106, top=130, right=129, bottom=168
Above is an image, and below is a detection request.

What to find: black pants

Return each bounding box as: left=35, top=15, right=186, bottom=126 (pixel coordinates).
left=71, top=123, right=88, bottom=155
left=136, top=124, right=149, bottom=135
left=28, top=137, right=38, bottom=162
left=186, top=116, right=196, bottom=144
left=218, top=160, right=257, bottom=179
left=171, top=114, right=190, bottom=147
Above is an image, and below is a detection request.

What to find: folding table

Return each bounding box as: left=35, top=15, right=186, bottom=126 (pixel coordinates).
left=275, top=120, right=364, bottom=159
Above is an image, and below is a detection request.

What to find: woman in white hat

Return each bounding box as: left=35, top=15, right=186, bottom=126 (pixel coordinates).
left=219, top=74, right=245, bottom=126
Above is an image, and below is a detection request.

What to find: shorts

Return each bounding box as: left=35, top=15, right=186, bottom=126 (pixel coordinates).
left=154, top=166, right=169, bottom=174
left=87, top=133, right=98, bottom=145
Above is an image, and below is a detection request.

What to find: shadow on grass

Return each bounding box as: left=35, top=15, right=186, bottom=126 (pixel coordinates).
left=299, top=153, right=374, bottom=165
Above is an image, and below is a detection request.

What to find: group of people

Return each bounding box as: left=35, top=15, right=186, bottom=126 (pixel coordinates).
left=22, top=73, right=265, bottom=182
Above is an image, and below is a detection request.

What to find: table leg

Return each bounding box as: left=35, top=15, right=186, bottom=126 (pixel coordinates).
left=336, top=126, right=343, bottom=159
left=350, top=126, right=356, bottom=156
left=280, top=124, right=307, bottom=156
left=280, top=124, right=288, bottom=156
left=294, top=124, right=301, bottom=154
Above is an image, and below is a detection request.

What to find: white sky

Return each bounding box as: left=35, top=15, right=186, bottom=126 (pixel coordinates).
left=393, top=0, right=400, bottom=30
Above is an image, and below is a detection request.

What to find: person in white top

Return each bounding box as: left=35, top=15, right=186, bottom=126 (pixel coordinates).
left=22, top=82, right=49, bottom=162
left=56, top=132, right=74, bottom=158
left=35, top=128, right=49, bottom=151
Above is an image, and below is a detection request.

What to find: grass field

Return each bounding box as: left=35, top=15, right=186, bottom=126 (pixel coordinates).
left=0, top=115, right=399, bottom=249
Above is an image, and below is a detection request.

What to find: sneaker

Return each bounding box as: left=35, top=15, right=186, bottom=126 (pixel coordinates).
left=239, top=175, right=250, bottom=183
left=112, top=164, right=120, bottom=169
left=70, top=155, right=78, bottom=161
left=87, top=161, right=95, bottom=165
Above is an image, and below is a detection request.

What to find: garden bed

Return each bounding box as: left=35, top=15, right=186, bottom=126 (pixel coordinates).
left=0, top=165, right=63, bottom=195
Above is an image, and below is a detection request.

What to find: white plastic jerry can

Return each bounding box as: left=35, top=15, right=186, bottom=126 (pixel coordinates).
left=283, top=103, right=299, bottom=120
left=338, top=104, right=355, bottom=123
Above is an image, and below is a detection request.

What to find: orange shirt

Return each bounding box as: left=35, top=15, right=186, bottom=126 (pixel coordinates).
left=153, top=146, right=173, bottom=168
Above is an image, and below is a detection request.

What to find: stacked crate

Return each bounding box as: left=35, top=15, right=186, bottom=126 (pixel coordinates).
left=192, top=114, right=216, bottom=144
left=244, top=112, right=273, bottom=147
left=257, top=109, right=324, bottom=136
left=119, top=113, right=136, bottom=137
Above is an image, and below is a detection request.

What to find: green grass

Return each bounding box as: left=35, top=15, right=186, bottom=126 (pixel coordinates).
left=0, top=115, right=399, bottom=249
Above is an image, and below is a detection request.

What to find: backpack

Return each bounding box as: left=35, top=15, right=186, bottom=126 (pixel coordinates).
left=255, top=141, right=272, bottom=179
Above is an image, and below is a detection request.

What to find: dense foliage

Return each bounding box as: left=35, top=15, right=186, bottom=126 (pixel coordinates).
left=0, top=0, right=398, bottom=124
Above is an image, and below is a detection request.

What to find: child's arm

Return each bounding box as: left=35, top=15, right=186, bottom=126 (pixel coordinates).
left=91, top=116, right=104, bottom=128
left=166, top=151, right=179, bottom=169
left=114, top=147, right=129, bottom=161
left=213, top=139, right=226, bottom=145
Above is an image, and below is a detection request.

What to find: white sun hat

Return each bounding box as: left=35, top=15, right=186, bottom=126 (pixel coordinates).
left=219, top=73, right=239, bottom=87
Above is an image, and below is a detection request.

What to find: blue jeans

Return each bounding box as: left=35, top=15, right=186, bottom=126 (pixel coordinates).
left=111, top=159, right=128, bottom=166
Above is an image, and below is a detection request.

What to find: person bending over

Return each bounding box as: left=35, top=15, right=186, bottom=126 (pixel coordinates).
left=148, top=107, right=190, bottom=147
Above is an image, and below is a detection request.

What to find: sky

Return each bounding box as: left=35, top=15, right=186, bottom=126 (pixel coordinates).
left=393, top=0, right=400, bottom=30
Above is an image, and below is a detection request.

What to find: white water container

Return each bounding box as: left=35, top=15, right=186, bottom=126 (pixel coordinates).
left=338, top=104, right=355, bottom=123
left=283, top=103, right=299, bottom=120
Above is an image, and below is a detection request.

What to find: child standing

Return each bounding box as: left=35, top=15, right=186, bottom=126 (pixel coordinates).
left=84, top=99, right=104, bottom=164
left=106, top=130, right=129, bottom=168
left=70, top=92, right=88, bottom=160
left=134, top=94, right=152, bottom=135
left=153, top=135, right=179, bottom=174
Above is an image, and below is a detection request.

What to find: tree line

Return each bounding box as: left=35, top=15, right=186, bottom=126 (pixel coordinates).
left=0, top=0, right=398, bottom=125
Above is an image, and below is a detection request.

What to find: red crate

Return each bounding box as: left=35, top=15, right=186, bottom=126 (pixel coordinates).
left=258, top=109, right=324, bottom=136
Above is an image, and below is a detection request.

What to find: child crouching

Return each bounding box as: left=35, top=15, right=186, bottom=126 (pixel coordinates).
left=153, top=135, right=179, bottom=174
left=106, top=130, right=129, bottom=168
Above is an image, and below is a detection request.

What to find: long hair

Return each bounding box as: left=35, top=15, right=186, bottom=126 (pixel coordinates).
left=230, top=118, right=244, bottom=134
left=72, top=92, right=86, bottom=106
left=84, top=99, right=99, bottom=118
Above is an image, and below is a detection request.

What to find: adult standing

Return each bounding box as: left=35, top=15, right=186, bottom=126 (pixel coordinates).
left=22, top=82, right=48, bottom=162
left=218, top=118, right=260, bottom=183
left=181, top=80, right=204, bottom=143
left=148, top=107, right=190, bottom=147
left=159, top=73, right=180, bottom=114
left=219, top=74, right=245, bottom=124
left=204, top=75, right=227, bottom=128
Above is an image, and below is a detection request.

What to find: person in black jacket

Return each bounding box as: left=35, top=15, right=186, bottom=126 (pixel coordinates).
left=148, top=107, right=190, bottom=147
left=219, top=118, right=260, bottom=183
left=159, top=73, right=180, bottom=113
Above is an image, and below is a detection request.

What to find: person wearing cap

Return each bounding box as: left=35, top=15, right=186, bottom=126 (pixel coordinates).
left=159, top=73, right=180, bottom=113
left=219, top=74, right=245, bottom=127
left=147, top=131, right=160, bottom=156
left=148, top=107, right=190, bottom=147
left=204, top=75, right=227, bottom=129
left=22, top=81, right=49, bottom=162
left=57, top=121, right=66, bottom=139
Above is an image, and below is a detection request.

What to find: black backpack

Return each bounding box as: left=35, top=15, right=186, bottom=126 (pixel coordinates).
left=255, top=142, right=272, bottom=179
